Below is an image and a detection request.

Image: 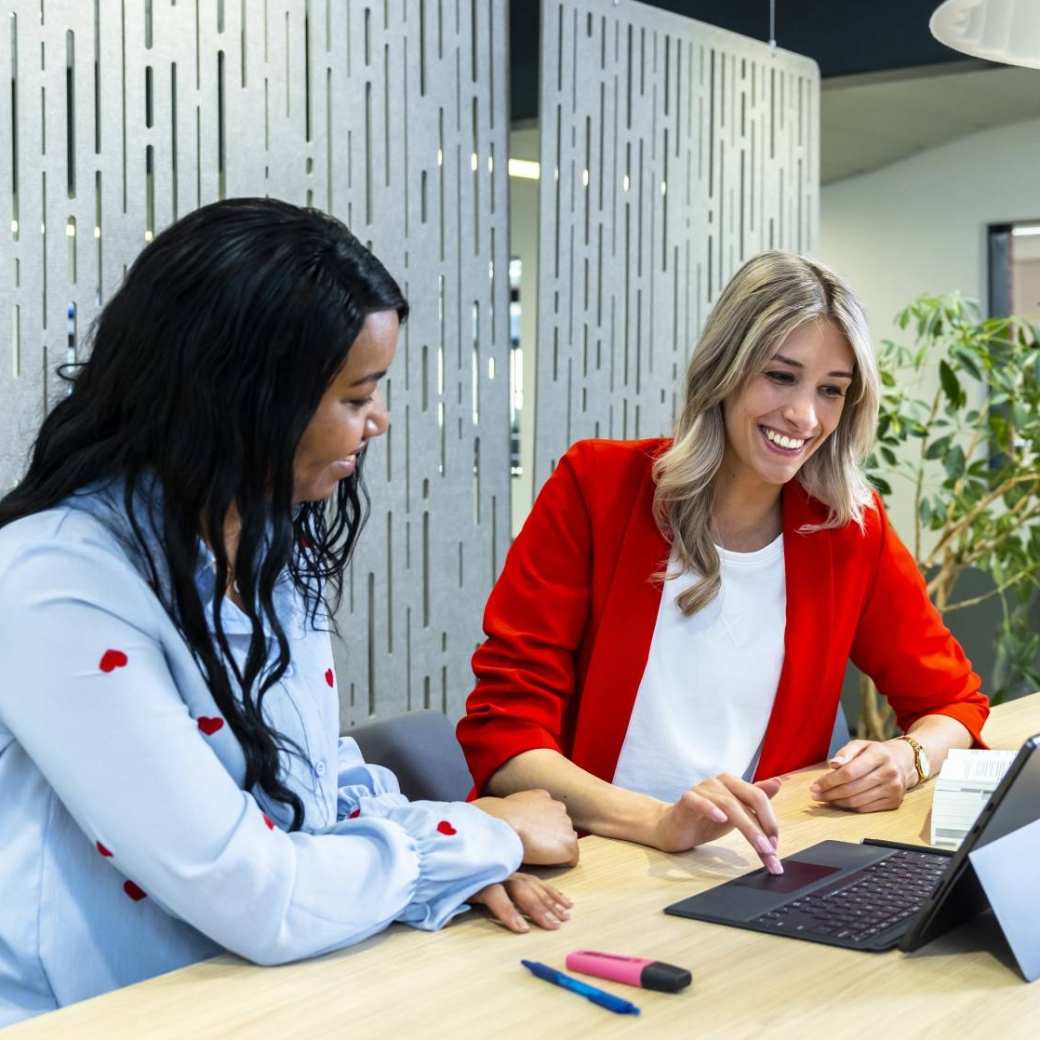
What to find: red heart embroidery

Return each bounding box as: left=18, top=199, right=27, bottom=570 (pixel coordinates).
left=263, top=814, right=275, bottom=830
left=324, top=668, right=335, bottom=688
left=123, top=880, right=147, bottom=902
left=96, top=841, right=113, bottom=857
left=349, top=808, right=361, bottom=819
left=436, top=820, right=457, bottom=836
left=197, top=716, right=224, bottom=736
left=99, top=649, right=128, bottom=673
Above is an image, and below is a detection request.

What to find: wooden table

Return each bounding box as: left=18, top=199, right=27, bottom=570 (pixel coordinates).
left=10, top=695, right=1040, bottom=1039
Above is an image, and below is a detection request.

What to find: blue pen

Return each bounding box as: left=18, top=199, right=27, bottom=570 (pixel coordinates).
left=521, top=959, right=641, bottom=1015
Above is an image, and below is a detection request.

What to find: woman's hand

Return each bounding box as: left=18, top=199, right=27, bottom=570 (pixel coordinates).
left=470, top=872, right=573, bottom=933
left=649, top=774, right=784, bottom=873
left=810, top=738, right=917, bottom=812
left=473, top=789, right=580, bottom=866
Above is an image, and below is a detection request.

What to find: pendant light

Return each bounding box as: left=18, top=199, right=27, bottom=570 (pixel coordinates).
left=930, top=0, right=1040, bottom=70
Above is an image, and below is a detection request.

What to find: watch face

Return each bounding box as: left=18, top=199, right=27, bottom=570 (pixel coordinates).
left=918, top=748, right=931, bottom=779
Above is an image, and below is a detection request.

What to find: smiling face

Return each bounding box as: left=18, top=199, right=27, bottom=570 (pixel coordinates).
left=292, top=309, right=399, bottom=503
left=720, top=317, right=855, bottom=491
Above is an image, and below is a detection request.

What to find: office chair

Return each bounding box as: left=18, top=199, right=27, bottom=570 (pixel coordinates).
left=350, top=709, right=475, bottom=802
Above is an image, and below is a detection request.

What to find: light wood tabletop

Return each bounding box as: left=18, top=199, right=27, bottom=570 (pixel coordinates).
left=9, top=694, right=1040, bottom=1039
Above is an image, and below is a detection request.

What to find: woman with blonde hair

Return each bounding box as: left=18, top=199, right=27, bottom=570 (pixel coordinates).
left=457, top=251, right=988, bottom=874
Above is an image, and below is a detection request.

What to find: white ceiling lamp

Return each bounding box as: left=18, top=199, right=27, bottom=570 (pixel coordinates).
left=930, top=0, right=1040, bottom=70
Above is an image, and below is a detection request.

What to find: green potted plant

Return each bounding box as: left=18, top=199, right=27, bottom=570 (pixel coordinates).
left=859, top=293, right=1040, bottom=740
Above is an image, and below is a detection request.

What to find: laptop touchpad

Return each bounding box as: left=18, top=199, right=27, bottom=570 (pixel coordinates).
left=733, top=860, right=840, bottom=894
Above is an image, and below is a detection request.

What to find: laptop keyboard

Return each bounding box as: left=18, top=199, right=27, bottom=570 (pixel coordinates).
left=751, top=849, right=949, bottom=945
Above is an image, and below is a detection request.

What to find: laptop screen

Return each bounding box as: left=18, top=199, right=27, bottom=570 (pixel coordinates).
left=970, top=734, right=1040, bottom=849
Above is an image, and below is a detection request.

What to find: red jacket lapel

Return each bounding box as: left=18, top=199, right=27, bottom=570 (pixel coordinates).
left=570, top=460, right=669, bottom=783
left=754, top=482, right=839, bottom=780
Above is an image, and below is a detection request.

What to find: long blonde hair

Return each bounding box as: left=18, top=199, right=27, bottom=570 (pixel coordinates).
left=652, top=251, right=880, bottom=615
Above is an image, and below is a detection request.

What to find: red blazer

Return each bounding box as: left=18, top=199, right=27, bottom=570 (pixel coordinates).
left=458, top=438, right=989, bottom=794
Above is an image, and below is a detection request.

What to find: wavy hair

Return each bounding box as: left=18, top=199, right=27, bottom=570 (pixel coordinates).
left=652, top=251, right=879, bottom=616
left=0, top=198, right=408, bottom=830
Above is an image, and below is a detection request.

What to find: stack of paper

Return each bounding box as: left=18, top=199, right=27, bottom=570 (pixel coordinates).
left=929, top=748, right=1017, bottom=850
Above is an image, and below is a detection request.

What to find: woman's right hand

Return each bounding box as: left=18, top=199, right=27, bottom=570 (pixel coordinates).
left=470, top=872, right=573, bottom=933
left=472, top=789, right=580, bottom=866
left=650, top=774, right=784, bottom=873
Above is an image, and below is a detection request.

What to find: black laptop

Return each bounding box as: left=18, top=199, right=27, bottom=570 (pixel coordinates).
left=665, top=734, right=1040, bottom=967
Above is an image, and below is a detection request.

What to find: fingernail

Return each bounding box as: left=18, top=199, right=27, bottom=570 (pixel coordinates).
left=766, top=855, right=784, bottom=875
left=755, top=834, right=773, bottom=855
left=555, top=903, right=570, bottom=916
left=830, top=756, right=846, bottom=766
left=514, top=916, right=529, bottom=932
left=544, top=912, right=560, bottom=925
left=710, top=806, right=728, bottom=823
left=809, top=784, right=820, bottom=797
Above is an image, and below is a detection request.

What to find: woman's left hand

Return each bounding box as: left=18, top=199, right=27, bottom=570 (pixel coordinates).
left=472, top=790, right=580, bottom=866
left=809, top=739, right=918, bottom=812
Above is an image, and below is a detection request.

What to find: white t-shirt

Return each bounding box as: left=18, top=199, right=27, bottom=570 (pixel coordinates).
left=612, top=534, right=787, bottom=803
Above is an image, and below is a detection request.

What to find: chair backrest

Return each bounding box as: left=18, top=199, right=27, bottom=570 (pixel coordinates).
left=350, top=710, right=475, bottom=803
left=828, top=705, right=852, bottom=759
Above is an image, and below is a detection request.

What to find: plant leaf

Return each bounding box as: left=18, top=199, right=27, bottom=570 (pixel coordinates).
left=939, top=360, right=963, bottom=409
left=925, top=435, right=953, bottom=460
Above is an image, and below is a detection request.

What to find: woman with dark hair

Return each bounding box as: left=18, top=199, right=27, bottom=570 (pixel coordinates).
left=0, top=198, right=576, bottom=1026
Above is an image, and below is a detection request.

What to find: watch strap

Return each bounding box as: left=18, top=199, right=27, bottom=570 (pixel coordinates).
left=897, top=734, right=928, bottom=783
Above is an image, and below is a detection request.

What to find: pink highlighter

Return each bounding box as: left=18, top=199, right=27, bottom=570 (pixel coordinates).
left=565, top=950, right=692, bottom=993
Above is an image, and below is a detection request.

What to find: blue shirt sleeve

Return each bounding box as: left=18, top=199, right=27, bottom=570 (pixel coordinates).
left=0, top=530, right=522, bottom=966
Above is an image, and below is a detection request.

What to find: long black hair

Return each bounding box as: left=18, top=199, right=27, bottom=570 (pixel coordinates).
left=0, top=197, right=408, bottom=830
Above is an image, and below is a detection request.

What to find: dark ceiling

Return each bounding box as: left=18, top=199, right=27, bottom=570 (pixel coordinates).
left=510, top=0, right=967, bottom=122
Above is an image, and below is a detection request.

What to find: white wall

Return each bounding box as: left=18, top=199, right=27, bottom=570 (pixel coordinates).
left=818, top=115, right=1040, bottom=540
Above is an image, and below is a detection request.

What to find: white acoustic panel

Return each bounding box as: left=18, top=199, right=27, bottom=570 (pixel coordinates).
left=0, top=0, right=510, bottom=727
left=535, top=0, right=819, bottom=486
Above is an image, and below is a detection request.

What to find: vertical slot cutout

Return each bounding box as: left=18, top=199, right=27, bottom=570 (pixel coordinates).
left=145, top=144, right=154, bottom=239
left=304, top=0, right=311, bottom=141
left=383, top=45, right=390, bottom=185
left=364, top=81, right=372, bottom=222
left=422, top=511, right=430, bottom=627
left=217, top=50, right=225, bottom=198
left=94, top=169, right=102, bottom=298
left=472, top=436, right=480, bottom=524
left=10, top=13, right=19, bottom=239
left=366, top=572, right=375, bottom=715
left=93, top=2, right=100, bottom=154
left=419, top=0, right=426, bottom=95
left=65, top=217, right=76, bottom=283
left=386, top=511, right=393, bottom=652
left=65, top=30, right=75, bottom=198
left=170, top=63, right=178, bottom=218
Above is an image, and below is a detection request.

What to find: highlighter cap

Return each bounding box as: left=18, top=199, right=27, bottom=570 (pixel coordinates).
left=641, top=961, right=692, bottom=993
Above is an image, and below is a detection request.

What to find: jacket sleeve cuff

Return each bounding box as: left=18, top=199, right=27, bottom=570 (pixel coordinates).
left=460, top=720, right=564, bottom=797
left=899, top=702, right=990, bottom=750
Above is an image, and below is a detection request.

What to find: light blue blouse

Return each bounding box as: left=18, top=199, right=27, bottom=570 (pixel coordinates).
left=0, top=479, right=521, bottom=1027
